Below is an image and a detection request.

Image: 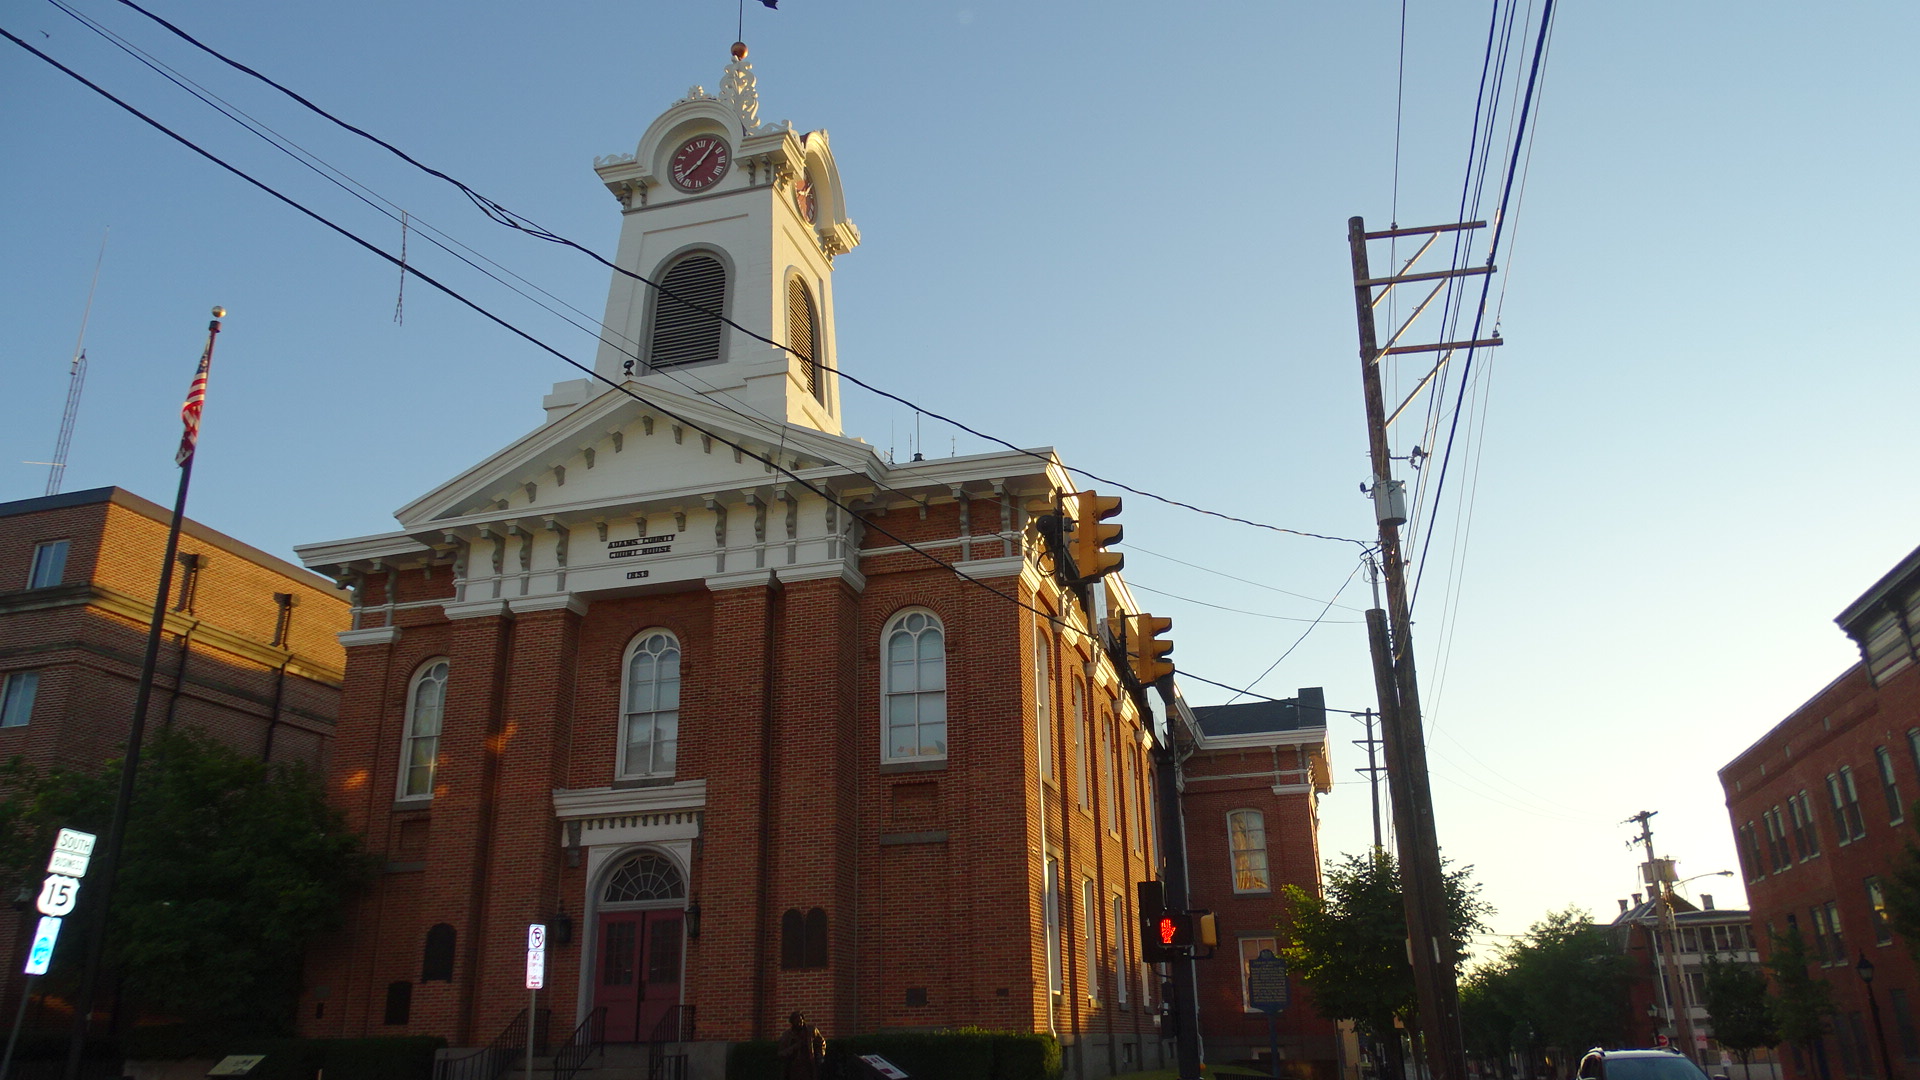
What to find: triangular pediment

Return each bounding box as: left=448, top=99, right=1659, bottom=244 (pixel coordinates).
left=394, top=379, right=882, bottom=536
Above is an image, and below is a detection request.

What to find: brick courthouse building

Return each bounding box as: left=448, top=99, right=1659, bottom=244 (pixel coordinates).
left=293, top=49, right=1335, bottom=1077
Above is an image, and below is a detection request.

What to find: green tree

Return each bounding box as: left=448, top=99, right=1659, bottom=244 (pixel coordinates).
left=1498, top=908, right=1632, bottom=1063
left=0, top=730, right=371, bottom=1033
left=1765, top=926, right=1835, bottom=1080
left=1878, top=807, right=1920, bottom=958
left=1459, top=959, right=1525, bottom=1079
left=1281, top=850, right=1490, bottom=1080
left=1702, top=953, right=1780, bottom=1073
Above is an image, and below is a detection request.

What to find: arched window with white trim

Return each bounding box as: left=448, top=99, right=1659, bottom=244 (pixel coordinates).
left=1228, top=808, right=1271, bottom=893
left=621, top=631, right=682, bottom=779
left=399, top=659, right=448, bottom=800
left=883, top=609, right=946, bottom=761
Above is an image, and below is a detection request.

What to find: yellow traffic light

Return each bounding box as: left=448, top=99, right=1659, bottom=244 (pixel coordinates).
left=1067, top=491, right=1123, bottom=582
left=1129, top=613, right=1174, bottom=685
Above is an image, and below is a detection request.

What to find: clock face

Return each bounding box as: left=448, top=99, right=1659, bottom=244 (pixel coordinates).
left=669, top=136, right=730, bottom=192
left=792, top=169, right=817, bottom=224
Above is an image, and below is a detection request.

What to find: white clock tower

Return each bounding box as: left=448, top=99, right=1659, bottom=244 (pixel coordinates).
left=575, top=43, right=860, bottom=437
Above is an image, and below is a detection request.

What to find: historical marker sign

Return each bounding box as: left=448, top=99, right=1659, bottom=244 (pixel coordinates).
left=1247, top=949, right=1290, bottom=1013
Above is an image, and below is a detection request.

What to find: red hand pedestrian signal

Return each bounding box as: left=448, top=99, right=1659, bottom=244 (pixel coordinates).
left=1158, top=916, right=1178, bottom=946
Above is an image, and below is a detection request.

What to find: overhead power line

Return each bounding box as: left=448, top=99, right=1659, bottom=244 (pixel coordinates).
left=84, top=0, right=1368, bottom=549
left=5, top=26, right=1321, bottom=711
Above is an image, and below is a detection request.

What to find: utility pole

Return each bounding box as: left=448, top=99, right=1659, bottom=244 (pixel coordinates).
left=1348, top=216, right=1502, bottom=1080
left=1628, top=811, right=1699, bottom=1065
left=1354, top=710, right=1385, bottom=851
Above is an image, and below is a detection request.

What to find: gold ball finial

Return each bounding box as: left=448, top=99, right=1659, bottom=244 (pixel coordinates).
left=731, top=41, right=748, bottom=60
left=211, top=306, right=226, bottom=319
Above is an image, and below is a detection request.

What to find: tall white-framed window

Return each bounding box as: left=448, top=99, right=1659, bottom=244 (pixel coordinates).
left=1034, top=629, right=1052, bottom=782
left=1, top=671, right=39, bottom=728
left=1229, top=808, right=1271, bottom=893
left=1238, top=936, right=1280, bottom=1012
left=28, top=541, right=68, bottom=589
left=1112, top=892, right=1130, bottom=1006
left=1082, top=877, right=1100, bottom=1004
left=621, top=630, right=682, bottom=778
left=399, top=659, right=449, bottom=800
left=1071, top=679, right=1089, bottom=809
left=1044, top=856, right=1062, bottom=997
left=883, top=609, right=946, bottom=760
left=1103, top=713, right=1120, bottom=832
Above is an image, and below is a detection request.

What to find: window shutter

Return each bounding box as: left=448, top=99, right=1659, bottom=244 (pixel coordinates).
left=787, top=277, right=822, bottom=401
left=651, top=255, right=727, bottom=368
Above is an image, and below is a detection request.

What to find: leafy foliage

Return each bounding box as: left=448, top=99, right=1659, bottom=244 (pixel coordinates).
left=1764, top=925, right=1834, bottom=1052
left=1878, top=807, right=1920, bottom=959
left=1701, top=953, right=1780, bottom=1066
left=1462, top=908, right=1630, bottom=1066
left=1280, top=850, right=1489, bottom=1038
left=0, top=730, right=371, bottom=1032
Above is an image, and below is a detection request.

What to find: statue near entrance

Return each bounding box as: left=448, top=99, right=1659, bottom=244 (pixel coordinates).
left=776, top=1011, right=826, bottom=1080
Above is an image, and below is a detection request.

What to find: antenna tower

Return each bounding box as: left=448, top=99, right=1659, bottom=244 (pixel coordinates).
left=45, top=231, right=108, bottom=496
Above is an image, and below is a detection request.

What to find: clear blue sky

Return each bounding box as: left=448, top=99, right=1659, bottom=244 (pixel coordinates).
left=6, top=0, right=1918, bottom=951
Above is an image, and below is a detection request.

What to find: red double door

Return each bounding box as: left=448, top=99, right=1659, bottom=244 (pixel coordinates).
left=594, top=910, right=684, bottom=1043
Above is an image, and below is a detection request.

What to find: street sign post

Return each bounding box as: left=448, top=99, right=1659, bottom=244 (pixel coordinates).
left=5, top=828, right=96, bottom=1080
left=1246, top=949, right=1291, bottom=1079
left=525, top=924, right=546, bottom=1080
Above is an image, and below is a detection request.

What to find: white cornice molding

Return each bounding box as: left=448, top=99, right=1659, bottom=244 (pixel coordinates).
left=953, top=555, right=1022, bottom=580
left=442, top=599, right=511, bottom=621
left=774, top=562, right=866, bottom=592
left=508, top=594, right=590, bottom=617
left=552, top=778, right=709, bottom=820
left=339, top=626, right=401, bottom=647
left=706, top=568, right=777, bottom=592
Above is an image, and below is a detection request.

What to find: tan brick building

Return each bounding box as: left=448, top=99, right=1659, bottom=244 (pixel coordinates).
left=0, top=485, right=349, bottom=1018
left=290, top=47, right=1330, bottom=1078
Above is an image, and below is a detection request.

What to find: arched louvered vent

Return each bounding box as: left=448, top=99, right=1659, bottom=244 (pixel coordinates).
left=786, top=277, right=823, bottom=403
left=650, top=255, right=726, bottom=368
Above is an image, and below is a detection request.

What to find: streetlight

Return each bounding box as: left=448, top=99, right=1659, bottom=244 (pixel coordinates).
left=1857, top=953, right=1892, bottom=1080
left=1651, top=870, right=1734, bottom=1064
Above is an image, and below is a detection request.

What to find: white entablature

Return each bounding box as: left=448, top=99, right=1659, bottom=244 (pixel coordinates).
left=293, top=373, right=1070, bottom=613
left=584, top=45, right=860, bottom=438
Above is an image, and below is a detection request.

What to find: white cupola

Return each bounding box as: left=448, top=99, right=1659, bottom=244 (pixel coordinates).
left=585, top=43, right=860, bottom=436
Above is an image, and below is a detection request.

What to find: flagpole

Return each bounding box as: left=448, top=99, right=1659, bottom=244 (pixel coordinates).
left=62, top=308, right=223, bottom=1080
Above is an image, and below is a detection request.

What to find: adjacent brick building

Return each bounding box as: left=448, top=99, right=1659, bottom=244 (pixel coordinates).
left=0, top=485, right=349, bottom=1020
left=1184, top=692, right=1340, bottom=1077
left=1721, top=542, right=1920, bottom=1080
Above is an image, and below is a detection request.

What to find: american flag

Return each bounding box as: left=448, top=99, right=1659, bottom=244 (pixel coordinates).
left=174, top=341, right=212, bottom=466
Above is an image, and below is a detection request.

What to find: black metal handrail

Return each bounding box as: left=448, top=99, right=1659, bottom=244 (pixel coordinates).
left=645, top=1004, right=696, bottom=1080
left=551, top=1006, right=607, bottom=1080
left=434, top=1007, right=529, bottom=1080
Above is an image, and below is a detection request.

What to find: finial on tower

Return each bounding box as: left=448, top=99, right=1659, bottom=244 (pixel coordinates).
left=731, top=41, right=748, bottom=60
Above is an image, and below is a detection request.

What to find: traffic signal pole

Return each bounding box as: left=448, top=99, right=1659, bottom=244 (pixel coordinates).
left=1347, top=217, right=1501, bottom=1080
left=1141, top=680, right=1204, bottom=1080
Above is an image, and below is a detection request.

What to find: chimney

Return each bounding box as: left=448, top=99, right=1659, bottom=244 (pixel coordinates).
left=1633, top=892, right=1643, bottom=906
left=1702, top=894, right=1715, bottom=911
left=1619, top=899, right=1630, bottom=914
